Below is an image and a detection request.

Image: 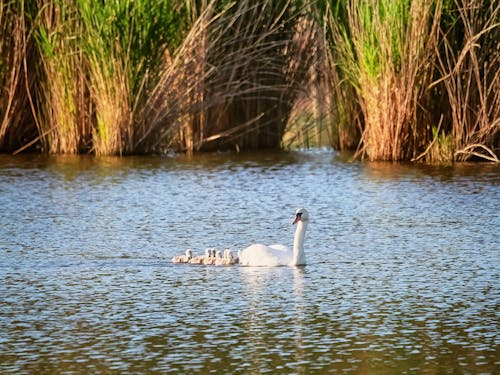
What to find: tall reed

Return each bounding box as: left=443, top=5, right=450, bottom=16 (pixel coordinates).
left=432, top=0, right=499, bottom=162
left=77, top=0, right=186, bottom=155
left=204, top=0, right=313, bottom=151
left=136, top=2, right=220, bottom=153
left=4, top=0, right=496, bottom=160
left=34, top=0, right=89, bottom=153
left=325, top=0, right=441, bottom=161
left=140, top=0, right=315, bottom=153
left=284, top=15, right=347, bottom=149
left=0, top=0, right=33, bottom=151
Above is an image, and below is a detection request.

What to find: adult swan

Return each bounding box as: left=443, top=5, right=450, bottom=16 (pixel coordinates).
left=239, top=208, right=309, bottom=267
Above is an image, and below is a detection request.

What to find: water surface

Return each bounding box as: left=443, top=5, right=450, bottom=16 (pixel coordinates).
left=0, top=151, right=499, bottom=374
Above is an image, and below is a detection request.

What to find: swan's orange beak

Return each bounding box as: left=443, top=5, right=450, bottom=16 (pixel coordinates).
left=292, top=213, right=302, bottom=225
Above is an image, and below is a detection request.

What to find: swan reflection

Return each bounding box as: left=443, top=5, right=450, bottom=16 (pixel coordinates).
left=237, top=266, right=309, bottom=370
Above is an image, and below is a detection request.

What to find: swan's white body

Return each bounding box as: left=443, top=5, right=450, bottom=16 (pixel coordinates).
left=238, top=208, right=308, bottom=267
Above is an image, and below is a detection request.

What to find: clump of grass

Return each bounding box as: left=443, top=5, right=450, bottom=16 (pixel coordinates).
left=77, top=0, right=186, bottom=155
left=325, top=0, right=441, bottom=161
left=25, top=0, right=189, bottom=155
left=411, top=116, right=454, bottom=162
left=429, top=124, right=454, bottom=162
left=34, top=0, right=88, bottom=154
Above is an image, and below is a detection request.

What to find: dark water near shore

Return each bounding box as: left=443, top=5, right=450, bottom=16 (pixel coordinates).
left=0, top=150, right=499, bottom=374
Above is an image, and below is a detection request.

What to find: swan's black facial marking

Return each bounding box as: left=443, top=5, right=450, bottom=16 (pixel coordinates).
left=292, top=212, right=302, bottom=225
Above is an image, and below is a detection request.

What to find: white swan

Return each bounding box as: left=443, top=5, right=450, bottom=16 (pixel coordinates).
left=214, top=250, right=224, bottom=265
left=188, top=253, right=205, bottom=264
left=171, top=249, right=193, bottom=263
left=183, top=248, right=236, bottom=265
left=225, top=249, right=237, bottom=263
left=187, top=248, right=213, bottom=264
left=238, top=208, right=309, bottom=267
left=215, top=249, right=239, bottom=265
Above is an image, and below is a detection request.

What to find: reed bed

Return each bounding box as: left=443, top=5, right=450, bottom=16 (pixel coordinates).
left=0, top=1, right=33, bottom=152
left=141, top=0, right=316, bottom=153
left=34, top=0, right=84, bottom=153
left=318, top=0, right=499, bottom=162
left=0, top=0, right=498, bottom=161
left=39, top=0, right=188, bottom=155
left=432, top=0, right=499, bottom=162
left=322, top=0, right=440, bottom=161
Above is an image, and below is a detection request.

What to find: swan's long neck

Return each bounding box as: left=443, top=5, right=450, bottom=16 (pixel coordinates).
left=292, top=220, right=307, bottom=266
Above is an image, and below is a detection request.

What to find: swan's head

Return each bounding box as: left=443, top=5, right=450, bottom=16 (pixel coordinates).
left=185, top=249, right=193, bottom=259
left=292, top=208, right=309, bottom=225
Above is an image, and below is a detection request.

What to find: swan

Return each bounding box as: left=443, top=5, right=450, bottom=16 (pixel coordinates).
left=187, top=248, right=212, bottom=264
left=238, top=208, right=309, bottom=267
left=216, top=249, right=239, bottom=265
left=225, top=249, right=238, bottom=263
left=214, top=250, right=225, bottom=265
left=206, top=250, right=218, bottom=265
left=171, top=249, right=193, bottom=263
left=188, top=254, right=205, bottom=264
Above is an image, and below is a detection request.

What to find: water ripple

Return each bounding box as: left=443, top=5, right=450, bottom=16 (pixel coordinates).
left=0, top=152, right=498, bottom=374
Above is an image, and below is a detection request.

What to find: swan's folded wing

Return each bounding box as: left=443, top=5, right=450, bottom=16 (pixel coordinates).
left=239, top=243, right=291, bottom=266
left=269, top=244, right=289, bottom=252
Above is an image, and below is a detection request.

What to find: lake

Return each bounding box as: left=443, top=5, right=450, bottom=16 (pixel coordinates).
left=0, top=150, right=499, bottom=374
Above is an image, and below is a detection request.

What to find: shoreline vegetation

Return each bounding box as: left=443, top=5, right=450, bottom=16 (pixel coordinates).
left=0, top=0, right=498, bottom=162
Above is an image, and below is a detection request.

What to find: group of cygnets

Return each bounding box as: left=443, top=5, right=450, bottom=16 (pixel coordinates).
left=171, top=248, right=239, bottom=266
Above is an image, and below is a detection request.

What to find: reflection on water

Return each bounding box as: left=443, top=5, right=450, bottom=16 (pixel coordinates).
left=0, top=151, right=499, bottom=374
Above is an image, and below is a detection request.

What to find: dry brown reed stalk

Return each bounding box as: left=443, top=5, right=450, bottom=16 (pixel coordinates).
left=137, top=4, right=220, bottom=153
left=33, top=0, right=92, bottom=154
left=320, top=9, right=361, bottom=151
left=432, top=0, right=499, bottom=162
left=209, top=1, right=316, bottom=151
left=329, top=62, right=361, bottom=151
left=188, top=0, right=299, bottom=151
left=139, top=0, right=315, bottom=153
left=0, top=1, right=33, bottom=152
left=284, top=16, right=338, bottom=149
